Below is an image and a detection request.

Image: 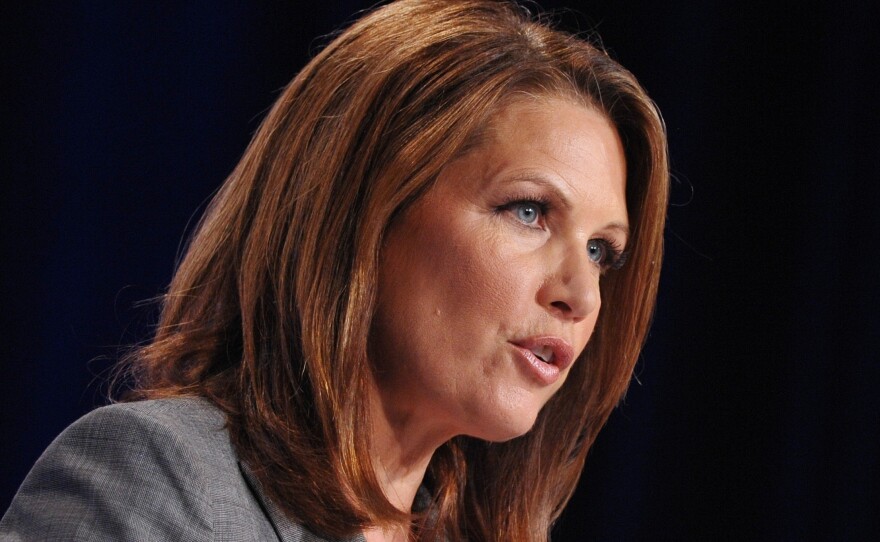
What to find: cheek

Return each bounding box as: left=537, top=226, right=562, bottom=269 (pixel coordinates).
left=430, top=225, right=534, bottom=327
left=572, top=297, right=602, bottom=356
left=374, top=202, right=547, bottom=369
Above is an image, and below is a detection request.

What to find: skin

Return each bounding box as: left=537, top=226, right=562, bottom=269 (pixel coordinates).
left=364, top=96, right=628, bottom=541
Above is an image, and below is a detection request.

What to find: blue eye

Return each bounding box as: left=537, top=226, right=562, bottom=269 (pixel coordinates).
left=500, top=199, right=548, bottom=227
left=587, top=239, right=607, bottom=264
left=513, top=202, right=540, bottom=225
left=588, top=238, right=629, bottom=272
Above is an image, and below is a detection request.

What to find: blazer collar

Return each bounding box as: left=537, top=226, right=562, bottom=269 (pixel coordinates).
left=239, top=462, right=365, bottom=542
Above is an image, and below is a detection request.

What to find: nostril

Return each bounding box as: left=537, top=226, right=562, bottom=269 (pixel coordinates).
left=551, top=300, right=572, bottom=314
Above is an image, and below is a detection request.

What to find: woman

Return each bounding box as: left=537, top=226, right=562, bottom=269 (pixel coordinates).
left=1, top=0, right=667, bottom=540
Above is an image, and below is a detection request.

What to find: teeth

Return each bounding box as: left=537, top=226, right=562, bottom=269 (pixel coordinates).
left=530, top=345, right=554, bottom=363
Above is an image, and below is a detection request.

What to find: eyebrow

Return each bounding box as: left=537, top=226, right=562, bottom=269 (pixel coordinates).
left=504, top=172, right=574, bottom=211
left=603, top=222, right=631, bottom=245
left=503, top=172, right=630, bottom=241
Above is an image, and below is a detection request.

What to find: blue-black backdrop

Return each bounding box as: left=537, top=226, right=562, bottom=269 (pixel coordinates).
left=2, top=1, right=878, bottom=540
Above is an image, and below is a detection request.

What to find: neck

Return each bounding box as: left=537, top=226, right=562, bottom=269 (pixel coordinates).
left=363, top=524, right=410, bottom=542
left=364, top=375, right=456, bottom=542
left=367, top=370, right=458, bottom=504
left=368, top=387, right=447, bottom=512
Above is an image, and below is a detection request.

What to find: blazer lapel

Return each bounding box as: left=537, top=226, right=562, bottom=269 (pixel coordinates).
left=239, top=462, right=365, bottom=542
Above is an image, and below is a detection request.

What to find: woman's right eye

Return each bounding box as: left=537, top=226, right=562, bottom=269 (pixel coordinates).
left=501, top=200, right=547, bottom=228
left=512, top=202, right=540, bottom=224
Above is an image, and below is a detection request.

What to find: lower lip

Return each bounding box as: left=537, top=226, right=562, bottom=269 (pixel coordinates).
left=511, top=344, right=561, bottom=385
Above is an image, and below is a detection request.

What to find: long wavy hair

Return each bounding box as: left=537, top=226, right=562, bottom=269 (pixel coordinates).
left=121, top=1, right=668, bottom=540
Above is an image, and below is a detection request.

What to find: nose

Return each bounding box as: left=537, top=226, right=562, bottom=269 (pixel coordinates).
left=536, top=248, right=601, bottom=322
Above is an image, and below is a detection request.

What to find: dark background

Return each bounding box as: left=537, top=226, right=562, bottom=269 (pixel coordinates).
left=2, top=1, right=878, bottom=540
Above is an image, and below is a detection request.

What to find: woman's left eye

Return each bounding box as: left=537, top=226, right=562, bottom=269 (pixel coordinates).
left=587, top=239, right=607, bottom=264
left=587, top=238, right=628, bottom=272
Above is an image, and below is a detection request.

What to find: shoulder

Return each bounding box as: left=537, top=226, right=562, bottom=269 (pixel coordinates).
left=49, top=397, right=236, bottom=497
left=70, top=396, right=230, bottom=454
left=0, top=397, right=278, bottom=541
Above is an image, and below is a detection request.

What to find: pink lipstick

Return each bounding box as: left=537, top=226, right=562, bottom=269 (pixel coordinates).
left=509, top=337, right=575, bottom=385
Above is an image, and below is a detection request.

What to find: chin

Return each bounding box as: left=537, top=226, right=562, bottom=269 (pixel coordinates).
left=472, top=420, right=539, bottom=443
left=464, top=401, right=545, bottom=443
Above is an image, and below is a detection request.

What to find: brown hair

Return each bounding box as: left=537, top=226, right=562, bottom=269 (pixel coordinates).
left=122, top=1, right=668, bottom=540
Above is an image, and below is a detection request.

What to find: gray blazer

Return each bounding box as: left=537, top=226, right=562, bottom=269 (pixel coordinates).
left=0, top=397, right=364, bottom=541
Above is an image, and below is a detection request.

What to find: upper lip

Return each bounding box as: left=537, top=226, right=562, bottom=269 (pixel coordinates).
left=510, top=336, right=575, bottom=372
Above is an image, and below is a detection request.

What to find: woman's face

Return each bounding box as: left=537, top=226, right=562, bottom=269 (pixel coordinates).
left=371, top=97, right=628, bottom=443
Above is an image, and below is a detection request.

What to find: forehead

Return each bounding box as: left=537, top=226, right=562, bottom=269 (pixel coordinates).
left=484, top=95, right=620, bottom=168
left=463, top=96, right=628, bottom=222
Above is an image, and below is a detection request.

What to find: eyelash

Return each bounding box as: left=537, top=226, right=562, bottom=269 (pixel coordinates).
left=495, top=196, right=630, bottom=273
left=496, top=196, right=551, bottom=228
left=592, top=238, right=629, bottom=273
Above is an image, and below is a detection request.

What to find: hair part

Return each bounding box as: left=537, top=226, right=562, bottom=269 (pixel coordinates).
left=120, top=1, right=668, bottom=540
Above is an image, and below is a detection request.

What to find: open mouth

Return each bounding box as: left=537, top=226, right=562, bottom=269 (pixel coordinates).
left=510, top=337, right=574, bottom=374
left=509, top=337, right=574, bottom=385
left=530, top=345, right=555, bottom=364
